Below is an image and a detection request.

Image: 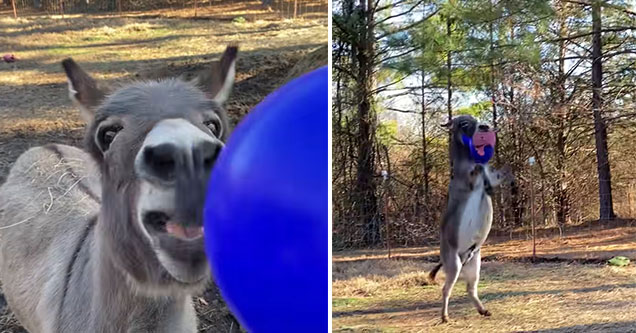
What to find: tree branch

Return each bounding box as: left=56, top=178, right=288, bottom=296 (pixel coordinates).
left=376, top=8, right=439, bottom=40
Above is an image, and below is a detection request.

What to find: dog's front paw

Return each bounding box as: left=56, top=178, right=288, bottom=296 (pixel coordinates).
left=491, top=165, right=514, bottom=186
left=499, top=165, right=513, bottom=179
left=471, top=164, right=484, bottom=176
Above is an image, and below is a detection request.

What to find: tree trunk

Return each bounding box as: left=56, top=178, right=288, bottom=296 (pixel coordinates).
left=507, top=18, right=523, bottom=229
left=555, top=10, right=569, bottom=231
left=489, top=2, right=505, bottom=228
left=591, top=1, right=615, bottom=220
left=354, top=0, right=379, bottom=246
left=446, top=16, right=453, bottom=176
left=509, top=86, right=524, bottom=228
left=489, top=1, right=498, bottom=165
left=420, top=71, right=429, bottom=222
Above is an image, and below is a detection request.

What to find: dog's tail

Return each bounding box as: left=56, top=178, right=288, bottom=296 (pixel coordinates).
left=429, top=263, right=443, bottom=283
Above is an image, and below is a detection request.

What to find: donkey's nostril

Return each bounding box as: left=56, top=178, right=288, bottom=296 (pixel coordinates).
left=198, top=141, right=222, bottom=171
left=144, top=144, right=177, bottom=181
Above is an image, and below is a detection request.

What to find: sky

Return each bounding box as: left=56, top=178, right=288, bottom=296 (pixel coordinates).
left=377, top=0, right=636, bottom=135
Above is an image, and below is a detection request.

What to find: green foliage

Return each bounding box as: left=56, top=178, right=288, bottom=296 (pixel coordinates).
left=608, top=256, right=630, bottom=267
left=231, top=16, right=246, bottom=24
left=455, top=100, right=492, bottom=118
left=332, top=0, right=636, bottom=248
left=377, top=120, right=398, bottom=146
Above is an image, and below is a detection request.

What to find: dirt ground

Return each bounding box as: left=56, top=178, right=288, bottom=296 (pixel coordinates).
left=0, top=8, right=326, bottom=332
left=333, top=221, right=636, bottom=332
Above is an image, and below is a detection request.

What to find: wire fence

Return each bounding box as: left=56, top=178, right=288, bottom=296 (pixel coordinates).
left=3, top=0, right=327, bottom=19
left=333, top=179, right=444, bottom=251
left=333, top=170, right=636, bottom=252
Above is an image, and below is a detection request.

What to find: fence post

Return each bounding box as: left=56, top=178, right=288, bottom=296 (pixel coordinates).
left=11, top=0, right=17, bottom=18
left=279, top=0, right=283, bottom=19
left=628, top=184, right=634, bottom=217
left=194, top=0, right=197, bottom=17
left=381, top=170, right=391, bottom=259
left=529, top=156, right=536, bottom=262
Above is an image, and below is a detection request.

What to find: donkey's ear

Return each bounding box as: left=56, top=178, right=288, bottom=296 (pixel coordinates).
left=194, top=45, right=238, bottom=104
left=62, top=58, right=105, bottom=123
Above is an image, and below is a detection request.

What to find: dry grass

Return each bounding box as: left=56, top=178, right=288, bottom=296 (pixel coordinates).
left=0, top=13, right=327, bottom=183
left=335, top=222, right=636, bottom=264
left=333, top=226, right=636, bottom=332
left=0, top=12, right=326, bottom=333
left=1, top=0, right=328, bottom=21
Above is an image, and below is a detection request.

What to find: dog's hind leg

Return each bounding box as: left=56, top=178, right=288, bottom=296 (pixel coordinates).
left=464, top=249, right=490, bottom=317
left=441, top=252, right=461, bottom=323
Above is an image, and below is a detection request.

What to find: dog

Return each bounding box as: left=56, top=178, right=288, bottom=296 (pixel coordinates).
left=429, top=115, right=513, bottom=323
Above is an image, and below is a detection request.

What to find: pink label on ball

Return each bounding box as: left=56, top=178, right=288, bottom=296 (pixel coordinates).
left=472, top=131, right=496, bottom=156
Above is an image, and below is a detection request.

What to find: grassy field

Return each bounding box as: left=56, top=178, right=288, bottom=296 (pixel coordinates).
left=333, top=223, right=636, bottom=332
left=0, top=9, right=327, bottom=183
left=0, top=7, right=326, bottom=332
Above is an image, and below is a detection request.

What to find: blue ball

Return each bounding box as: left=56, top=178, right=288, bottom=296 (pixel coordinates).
left=204, top=66, right=328, bottom=332
left=461, top=134, right=494, bottom=164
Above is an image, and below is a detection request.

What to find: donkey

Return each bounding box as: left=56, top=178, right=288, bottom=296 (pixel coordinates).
left=0, top=45, right=237, bottom=332
left=429, top=115, right=513, bottom=323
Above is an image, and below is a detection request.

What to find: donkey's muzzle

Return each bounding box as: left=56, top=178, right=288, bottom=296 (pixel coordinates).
left=141, top=141, right=221, bottom=184
left=139, top=140, right=222, bottom=227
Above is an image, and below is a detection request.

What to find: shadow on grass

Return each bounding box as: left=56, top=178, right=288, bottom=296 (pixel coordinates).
left=482, top=283, right=636, bottom=301
left=0, top=42, right=324, bottom=75
left=0, top=42, right=323, bottom=183
left=514, top=321, right=636, bottom=332
left=0, top=8, right=326, bottom=39
left=0, top=41, right=324, bottom=125
left=0, top=17, right=129, bottom=38
left=2, top=21, right=325, bottom=53
left=2, top=34, right=204, bottom=52
left=332, top=283, right=636, bottom=318
left=333, top=253, right=612, bottom=266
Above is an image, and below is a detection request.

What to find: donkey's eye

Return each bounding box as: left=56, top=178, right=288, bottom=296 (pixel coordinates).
left=96, top=124, right=123, bottom=152
left=203, top=118, right=222, bottom=137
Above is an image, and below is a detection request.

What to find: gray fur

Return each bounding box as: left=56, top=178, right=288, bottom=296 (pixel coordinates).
left=0, top=46, right=238, bottom=332
left=431, top=115, right=514, bottom=323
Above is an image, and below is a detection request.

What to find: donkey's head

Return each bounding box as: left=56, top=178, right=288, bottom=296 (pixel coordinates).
left=62, top=46, right=237, bottom=295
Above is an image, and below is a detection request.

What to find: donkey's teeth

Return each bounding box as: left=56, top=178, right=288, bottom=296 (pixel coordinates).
left=166, top=222, right=203, bottom=240
left=184, top=226, right=204, bottom=238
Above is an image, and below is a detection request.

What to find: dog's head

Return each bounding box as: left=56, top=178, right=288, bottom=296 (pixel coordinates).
left=442, top=115, right=495, bottom=164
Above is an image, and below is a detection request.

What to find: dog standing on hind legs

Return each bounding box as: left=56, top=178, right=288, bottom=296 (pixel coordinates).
left=429, top=115, right=514, bottom=323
